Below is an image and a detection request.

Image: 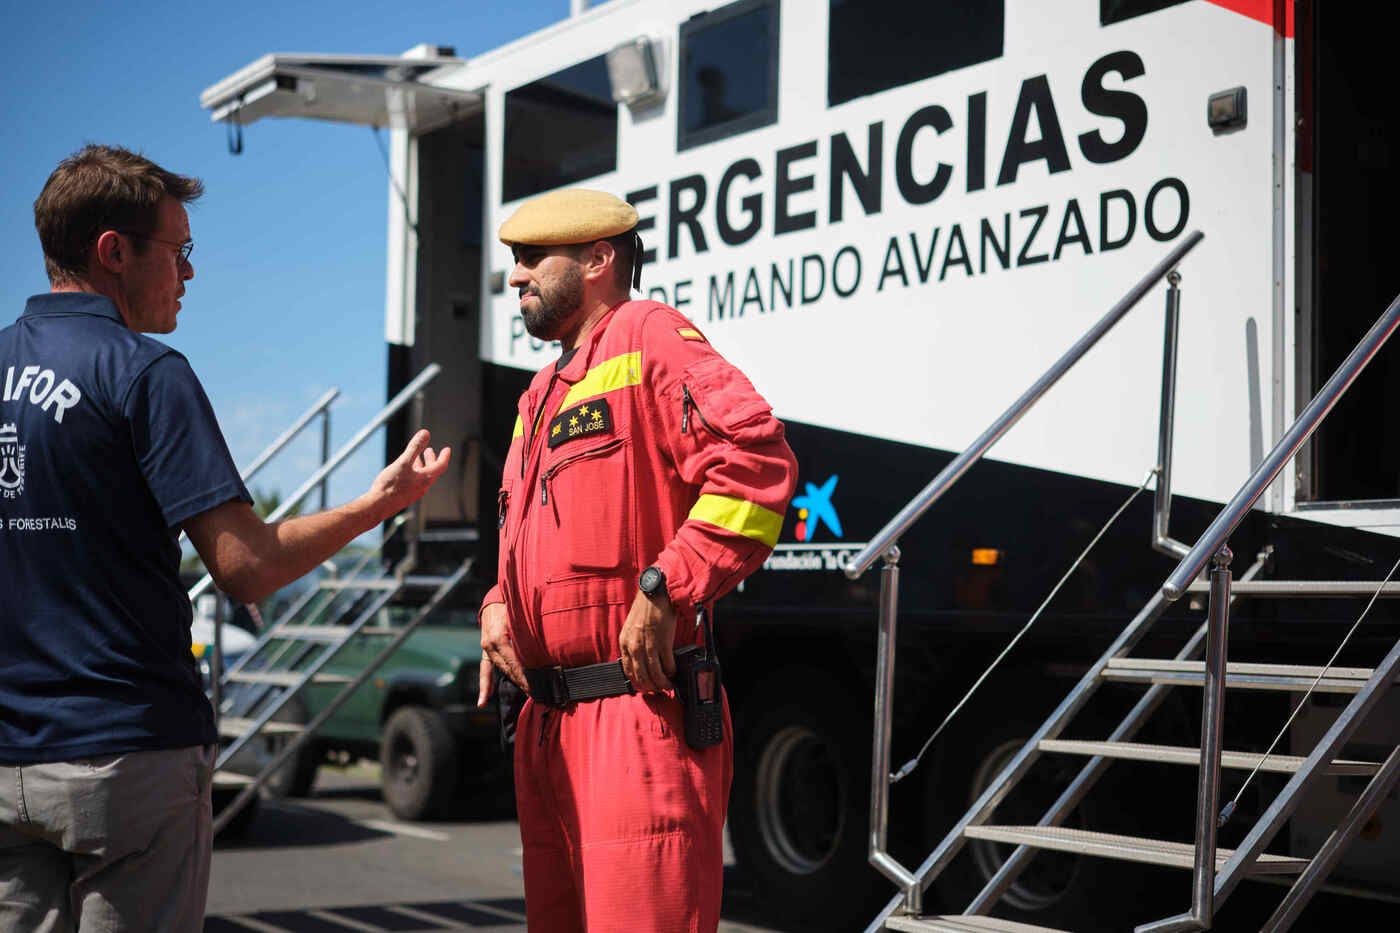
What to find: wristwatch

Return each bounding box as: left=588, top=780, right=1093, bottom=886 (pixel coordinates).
left=638, top=566, right=667, bottom=599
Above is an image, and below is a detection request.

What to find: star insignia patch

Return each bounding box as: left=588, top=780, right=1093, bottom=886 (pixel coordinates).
left=548, top=397, right=614, bottom=449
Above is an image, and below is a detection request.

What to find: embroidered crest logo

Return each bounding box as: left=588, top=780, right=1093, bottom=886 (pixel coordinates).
left=0, top=423, right=24, bottom=499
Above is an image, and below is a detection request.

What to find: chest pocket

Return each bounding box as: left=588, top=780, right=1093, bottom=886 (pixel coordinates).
left=539, top=431, right=632, bottom=575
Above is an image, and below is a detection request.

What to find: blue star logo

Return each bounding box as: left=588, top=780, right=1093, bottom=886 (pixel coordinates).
left=792, top=474, right=842, bottom=541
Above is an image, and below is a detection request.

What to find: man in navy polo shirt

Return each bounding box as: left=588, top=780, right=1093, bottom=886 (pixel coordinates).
left=0, top=145, right=451, bottom=932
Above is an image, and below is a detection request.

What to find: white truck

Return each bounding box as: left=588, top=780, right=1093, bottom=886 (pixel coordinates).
left=203, top=2, right=1399, bottom=928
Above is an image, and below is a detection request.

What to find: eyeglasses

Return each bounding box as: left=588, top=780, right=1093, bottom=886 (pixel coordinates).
left=118, top=231, right=193, bottom=265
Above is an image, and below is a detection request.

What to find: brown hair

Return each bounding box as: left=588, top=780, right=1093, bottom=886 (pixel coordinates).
left=34, top=144, right=203, bottom=285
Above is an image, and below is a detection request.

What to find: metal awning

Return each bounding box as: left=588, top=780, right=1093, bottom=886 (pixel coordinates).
left=199, top=51, right=480, bottom=133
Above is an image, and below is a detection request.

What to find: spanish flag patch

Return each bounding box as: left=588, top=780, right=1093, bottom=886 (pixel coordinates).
left=677, top=327, right=706, bottom=342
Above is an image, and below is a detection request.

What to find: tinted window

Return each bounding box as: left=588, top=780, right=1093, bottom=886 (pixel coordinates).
left=1101, top=0, right=1191, bottom=26
left=678, top=0, right=780, bottom=151
left=828, top=0, right=1004, bottom=106
left=502, top=55, right=617, bottom=203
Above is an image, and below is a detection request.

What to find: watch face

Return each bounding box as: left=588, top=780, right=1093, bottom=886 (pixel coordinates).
left=640, top=567, right=663, bottom=594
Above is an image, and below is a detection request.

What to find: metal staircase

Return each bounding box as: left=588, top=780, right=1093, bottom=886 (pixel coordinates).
left=845, top=235, right=1400, bottom=931
left=180, top=363, right=479, bottom=834
left=211, top=538, right=472, bottom=834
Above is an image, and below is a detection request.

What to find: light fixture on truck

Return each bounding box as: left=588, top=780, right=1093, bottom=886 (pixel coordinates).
left=971, top=548, right=1002, bottom=566
left=606, top=37, right=663, bottom=109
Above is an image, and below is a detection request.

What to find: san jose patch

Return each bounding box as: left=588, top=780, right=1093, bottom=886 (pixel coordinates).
left=547, top=398, right=614, bottom=449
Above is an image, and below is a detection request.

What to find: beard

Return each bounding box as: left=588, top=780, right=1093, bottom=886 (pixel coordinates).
left=521, top=264, right=585, bottom=340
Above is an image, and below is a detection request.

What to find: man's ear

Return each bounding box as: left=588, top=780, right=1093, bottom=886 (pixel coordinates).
left=583, top=240, right=616, bottom=284
left=93, top=230, right=126, bottom=274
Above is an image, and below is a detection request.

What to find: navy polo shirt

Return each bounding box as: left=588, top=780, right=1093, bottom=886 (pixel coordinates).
left=0, top=293, right=251, bottom=764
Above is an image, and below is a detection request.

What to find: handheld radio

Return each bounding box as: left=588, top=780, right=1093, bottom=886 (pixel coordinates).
left=673, top=606, right=724, bottom=749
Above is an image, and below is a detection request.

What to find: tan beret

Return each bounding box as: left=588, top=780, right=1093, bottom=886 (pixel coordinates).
left=498, top=188, right=638, bottom=246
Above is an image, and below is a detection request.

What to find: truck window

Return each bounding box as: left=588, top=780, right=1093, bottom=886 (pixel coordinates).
left=677, top=0, right=780, bottom=152
left=828, top=0, right=1004, bottom=107
left=502, top=54, right=617, bottom=203
left=1100, top=0, right=1191, bottom=25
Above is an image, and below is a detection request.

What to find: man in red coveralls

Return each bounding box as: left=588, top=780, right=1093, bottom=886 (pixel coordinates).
left=476, top=188, right=796, bottom=932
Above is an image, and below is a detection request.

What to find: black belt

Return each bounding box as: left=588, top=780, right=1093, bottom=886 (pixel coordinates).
left=524, top=660, right=634, bottom=708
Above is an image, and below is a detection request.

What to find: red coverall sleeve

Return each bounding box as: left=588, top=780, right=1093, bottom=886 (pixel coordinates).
left=644, top=312, right=798, bottom=609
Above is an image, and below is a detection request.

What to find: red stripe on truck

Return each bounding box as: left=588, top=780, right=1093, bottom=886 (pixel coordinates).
left=1205, top=0, right=1294, bottom=37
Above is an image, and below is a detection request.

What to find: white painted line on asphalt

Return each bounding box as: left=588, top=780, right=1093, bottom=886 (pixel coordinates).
left=389, top=904, right=486, bottom=928
left=357, top=819, right=452, bottom=841
left=467, top=900, right=529, bottom=922
left=215, top=916, right=287, bottom=933
left=308, top=909, right=381, bottom=932
left=393, top=899, right=529, bottom=926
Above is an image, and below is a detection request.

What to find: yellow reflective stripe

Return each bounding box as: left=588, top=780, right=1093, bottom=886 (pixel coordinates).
left=688, top=494, right=783, bottom=547
left=560, top=351, right=642, bottom=408
left=511, top=415, right=524, bottom=440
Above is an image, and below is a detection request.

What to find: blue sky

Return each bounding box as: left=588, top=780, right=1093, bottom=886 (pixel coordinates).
left=0, top=0, right=567, bottom=513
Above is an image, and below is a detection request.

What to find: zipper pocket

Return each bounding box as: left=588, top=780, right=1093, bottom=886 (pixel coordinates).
left=540, top=438, right=626, bottom=507
left=680, top=384, right=726, bottom=439
left=497, top=488, right=510, bottom=529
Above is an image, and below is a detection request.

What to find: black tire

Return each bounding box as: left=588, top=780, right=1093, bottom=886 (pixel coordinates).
left=380, top=705, right=461, bottom=821
left=259, top=696, right=320, bottom=799
left=729, top=668, right=885, bottom=930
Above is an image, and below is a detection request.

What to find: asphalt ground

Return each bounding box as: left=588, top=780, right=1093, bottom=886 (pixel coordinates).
left=206, top=763, right=791, bottom=933
left=207, top=764, right=1399, bottom=932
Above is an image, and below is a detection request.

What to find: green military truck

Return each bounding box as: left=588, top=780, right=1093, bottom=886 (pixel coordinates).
left=270, top=608, right=509, bottom=820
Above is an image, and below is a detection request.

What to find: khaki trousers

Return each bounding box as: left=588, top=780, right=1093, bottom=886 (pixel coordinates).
left=0, top=745, right=214, bottom=933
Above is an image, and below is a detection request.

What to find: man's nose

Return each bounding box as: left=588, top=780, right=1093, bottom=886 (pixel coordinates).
left=180, top=256, right=194, bottom=282
left=507, top=264, right=529, bottom=289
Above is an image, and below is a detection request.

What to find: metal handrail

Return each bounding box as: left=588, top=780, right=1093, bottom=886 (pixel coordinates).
left=187, top=363, right=442, bottom=603
left=179, top=388, right=339, bottom=547
left=849, top=233, right=1204, bottom=913
left=844, top=231, right=1204, bottom=581
left=239, top=387, right=340, bottom=486
left=1136, top=288, right=1400, bottom=932
left=1161, top=290, right=1400, bottom=600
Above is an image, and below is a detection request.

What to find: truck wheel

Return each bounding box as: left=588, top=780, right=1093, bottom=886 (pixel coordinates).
left=381, top=705, right=460, bottom=820
left=729, top=669, right=884, bottom=928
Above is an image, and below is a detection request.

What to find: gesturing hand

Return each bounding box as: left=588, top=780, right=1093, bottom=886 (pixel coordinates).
left=619, top=590, right=676, bottom=693
left=478, top=601, right=526, bottom=706
left=371, top=429, right=451, bottom=518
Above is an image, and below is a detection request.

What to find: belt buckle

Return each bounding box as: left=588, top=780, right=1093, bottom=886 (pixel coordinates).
left=549, top=666, right=569, bottom=706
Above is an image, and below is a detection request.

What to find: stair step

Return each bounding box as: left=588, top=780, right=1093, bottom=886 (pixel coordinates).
left=963, top=826, right=1307, bottom=875
left=315, top=575, right=448, bottom=593
left=273, top=625, right=400, bottom=638
left=887, top=916, right=1068, bottom=932
left=402, top=574, right=456, bottom=588
left=212, top=770, right=256, bottom=789
left=268, top=625, right=351, bottom=643
left=217, top=717, right=306, bottom=739
left=225, top=670, right=353, bottom=687
left=1102, top=658, right=1381, bottom=694
left=318, top=578, right=399, bottom=592
left=1038, top=739, right=1381, bottom=776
